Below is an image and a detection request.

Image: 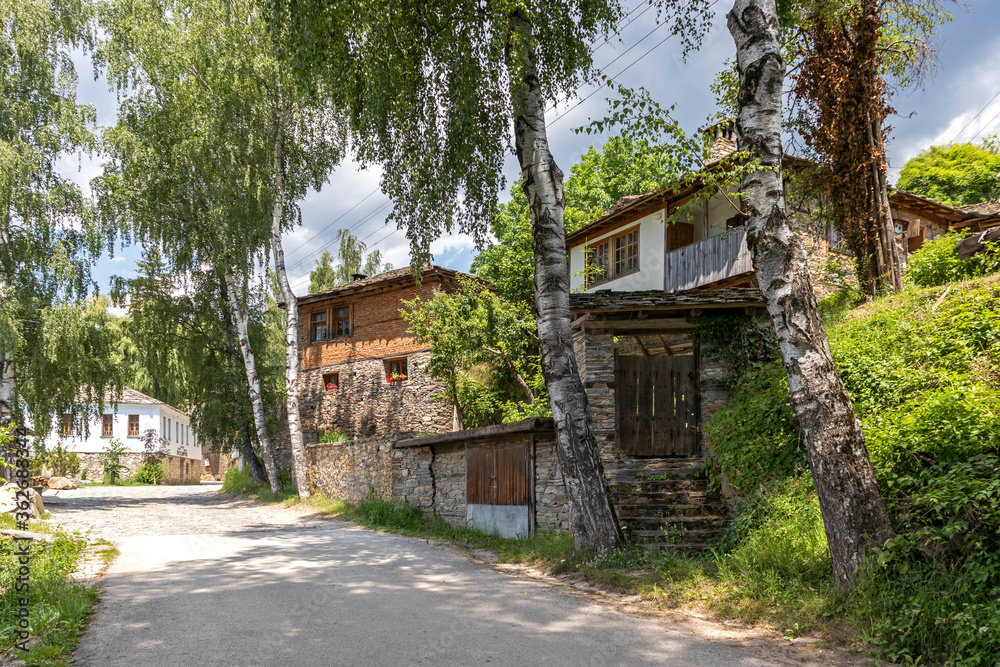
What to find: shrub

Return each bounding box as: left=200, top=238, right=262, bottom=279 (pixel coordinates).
left=316, top=428, right=351, bottom=444
left=132, top=459, right=167, bottom=485
left=98, top=439, right=130, bottom=485
left=33, top=445, right=82, bottom=477
left=906, top=230, right=1000, bottom=288
left=702, top=362, right=805, bottom=494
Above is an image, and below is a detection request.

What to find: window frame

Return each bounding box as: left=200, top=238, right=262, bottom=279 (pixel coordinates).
left=310, top=310, right=329, bottom=343
left=322, top=372, right=340, bottom=391
left=586, top=224, right=641, bottom=288
left=102, top=414, right=113, bottom=437
left=128, top=414, right=140, bottom=437
left=384, top=357, right=409, bottom=383
left=61, top=414, right=74, bottom=437
left=333, top=305, right=352, bottom=338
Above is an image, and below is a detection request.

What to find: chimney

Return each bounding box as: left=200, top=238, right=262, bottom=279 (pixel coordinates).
left=351, top=273, right=368, bottom=282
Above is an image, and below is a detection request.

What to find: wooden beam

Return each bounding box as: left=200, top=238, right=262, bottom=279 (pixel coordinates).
left=657, top=335, right=673, bottom=356
left=634, top=336, right=650, bottom=356
left=583, top=317, right=695, bottom=331
left=570, top=313, right=590, bottom=329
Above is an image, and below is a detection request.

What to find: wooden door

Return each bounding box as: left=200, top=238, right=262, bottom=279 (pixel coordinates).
left=466, top=444, right=532, bottom=538
left=616, top=355, right=698, bottom=457
left=667, top=222, right=694, bottom=251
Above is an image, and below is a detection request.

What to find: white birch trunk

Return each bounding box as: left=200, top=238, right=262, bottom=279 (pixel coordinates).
left=729, top=0, right=892, bottom=588
left=270, top=120, right=312, bottom=499
left=506, top=10, right=623, bottom=554
left=222, top=267, right=284, bottom=494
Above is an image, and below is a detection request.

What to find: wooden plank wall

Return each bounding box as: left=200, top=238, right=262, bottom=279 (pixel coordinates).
left=665, top=227, right=751, bottom=292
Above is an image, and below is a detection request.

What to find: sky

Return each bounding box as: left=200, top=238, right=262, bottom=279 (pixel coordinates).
left=62, top=1, right=1000, bottom=298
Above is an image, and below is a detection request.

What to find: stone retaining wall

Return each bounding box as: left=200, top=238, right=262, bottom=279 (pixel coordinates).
left=51, top=452, right=202, bottom=484
left=307, top=421, right=571, bottom=535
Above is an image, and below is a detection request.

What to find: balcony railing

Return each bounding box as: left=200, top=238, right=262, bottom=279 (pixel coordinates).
left=664, top=226, right=752, bottom=292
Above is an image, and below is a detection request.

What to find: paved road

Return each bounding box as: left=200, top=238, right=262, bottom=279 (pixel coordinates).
left=48, top=486, right=807, bottom=666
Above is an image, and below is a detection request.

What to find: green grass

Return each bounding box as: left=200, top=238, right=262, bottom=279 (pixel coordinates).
left=0, top=514, right=100, bottom=666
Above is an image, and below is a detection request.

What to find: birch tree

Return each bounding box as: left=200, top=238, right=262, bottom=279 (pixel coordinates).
left=265, top=0, right=725, bottom=553
left=728, top=0, right=893, bottom=587
left=98, top=0, right=346, bottom=495
left=1, top=0, right=122, bottom=449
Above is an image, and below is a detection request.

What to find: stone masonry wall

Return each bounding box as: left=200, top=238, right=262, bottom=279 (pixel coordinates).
left=66, top=453, right=200, bottom=484
left=308, top=433, right=409, bottom=504
left=573, top=327, right=617, bottom=461
left=307, top=427, right=571, bottom=535
left=300, top=350, right=453, bottom=438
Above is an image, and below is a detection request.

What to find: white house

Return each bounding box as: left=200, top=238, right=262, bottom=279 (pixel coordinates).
left=37, top=387, right=203, bottom=483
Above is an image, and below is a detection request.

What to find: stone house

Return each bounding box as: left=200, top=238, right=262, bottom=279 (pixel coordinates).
left=294, top=266, right=464, bottom=438
left=35, top=387, right=203, bottom=484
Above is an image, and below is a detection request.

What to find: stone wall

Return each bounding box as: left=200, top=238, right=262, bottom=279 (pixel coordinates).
left=307, top=433, right=408, bottom=504
left=573, top=327, right=617, bottom=460
left=59, top=453, right=201, bottom=484
left=306, top=422, right=571, bottom=535
left=300, top=350, right=453, bottom=438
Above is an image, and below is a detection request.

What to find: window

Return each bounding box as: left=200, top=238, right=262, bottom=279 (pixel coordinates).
left=322, top=372, right=339, bottom=391
left=385, top=358, right=408, bottom=383
left=334, top=307, right=351, bottom=337
left=586, top=240, right=610, bottom=286
left=828, top=225, right=850, bottom=254
left=586, top=225, right=640, bottom=287
left=614, top=228, right=639, bottom=276
left=102, top=414, right=113, bottom=437
left=128, top=415, right=140, bottom=437
left=61, top=414, right=74, bottom=437
left=310, top=311, right=328, bottom=342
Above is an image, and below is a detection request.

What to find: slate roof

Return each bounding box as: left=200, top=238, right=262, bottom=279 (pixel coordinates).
left=959, top=201, right=1000, bottom=217
left=569, top=287, right=765, bottom=313
left=294, top=265, right=467, bottom=307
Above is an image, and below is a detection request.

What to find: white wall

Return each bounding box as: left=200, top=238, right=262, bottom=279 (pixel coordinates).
left=569, top=210, right=667, bottom=292
left=40, top=403, right=199, bottom=460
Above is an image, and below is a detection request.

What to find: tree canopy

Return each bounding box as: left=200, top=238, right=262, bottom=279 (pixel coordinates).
left=896, top=139, right=1000, bottom=206
left=308, top=230, right=393, bottom=293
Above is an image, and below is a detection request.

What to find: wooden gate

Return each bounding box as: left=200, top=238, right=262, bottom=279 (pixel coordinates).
left=616, top=354, right=698, bottom=457
left=466, top=443, right=532, bottom=538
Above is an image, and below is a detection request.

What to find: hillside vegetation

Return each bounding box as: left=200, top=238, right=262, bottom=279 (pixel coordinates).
left=704, top=257, right=1000, bottom=664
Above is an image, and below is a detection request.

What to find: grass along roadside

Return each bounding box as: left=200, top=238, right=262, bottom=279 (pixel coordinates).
left=0, top=512, right=113, bottom=667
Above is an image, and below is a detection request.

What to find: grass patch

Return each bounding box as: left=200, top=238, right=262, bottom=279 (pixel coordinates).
left=220, top=467, right=299, bottom=504
left=0, top=514, right=99, bottom=666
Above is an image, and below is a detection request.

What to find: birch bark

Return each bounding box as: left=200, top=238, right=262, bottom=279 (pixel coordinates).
left=221, top=267, right=284, bottom=493
left=728, top=0, right=892, bottom=588
left=506, top=10, right=623, bottom=554
left=221, top=320, right=269, bottom=486
left=270, top=119, right=312, bottom=499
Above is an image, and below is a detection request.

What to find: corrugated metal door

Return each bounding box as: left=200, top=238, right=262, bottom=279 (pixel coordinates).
left=466, top=444, right=532, bottom=538
left=616, top=355, right=698, bottom=457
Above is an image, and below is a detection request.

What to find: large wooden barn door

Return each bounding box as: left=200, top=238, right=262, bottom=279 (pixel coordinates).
left=466, top=444, right=532, bottom=538
left=616, top=355, right=698, bottom=457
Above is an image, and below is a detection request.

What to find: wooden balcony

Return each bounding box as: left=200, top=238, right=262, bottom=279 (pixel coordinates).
left=664, top=227, right=753, bottom=292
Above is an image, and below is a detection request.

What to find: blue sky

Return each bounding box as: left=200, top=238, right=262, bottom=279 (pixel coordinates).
left=61, top=1, right=1000, bottom=298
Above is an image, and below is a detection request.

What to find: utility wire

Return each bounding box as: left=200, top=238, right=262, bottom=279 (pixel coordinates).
left=950, top=86, right=1000, bottom=144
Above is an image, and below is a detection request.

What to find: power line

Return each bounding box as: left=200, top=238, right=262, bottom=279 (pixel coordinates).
left=283, top=187, right=381, bottom=258
left=970, top=103, right=1000, bottom=143
left=950, top=86, right=1000, bottom=143
left=285, top=198, right=394, bottom=274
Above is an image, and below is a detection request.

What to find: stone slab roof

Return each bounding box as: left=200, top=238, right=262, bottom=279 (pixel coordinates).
left=569, top=287, right=764, bottom=313
left=294, top=265, right=467, bottom=308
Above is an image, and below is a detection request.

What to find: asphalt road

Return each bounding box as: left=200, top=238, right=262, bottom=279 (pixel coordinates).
left=59, top=486, right=783, bottom=666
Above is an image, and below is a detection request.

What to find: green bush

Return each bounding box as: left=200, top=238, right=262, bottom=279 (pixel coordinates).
left=98, top=439, right=130, bottom=485
left=907, top=230, right=1000, bottom=287
left=132, top=459, right=167, bottom=485
left=32, top=445, right=82, bottom=478
left=702, top=362, right=805, bottom=494
left=315, top=428, right=351, bottom=444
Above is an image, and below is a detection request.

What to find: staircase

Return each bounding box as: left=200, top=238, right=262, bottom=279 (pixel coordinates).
left=605, top=458, right=729, bottom=552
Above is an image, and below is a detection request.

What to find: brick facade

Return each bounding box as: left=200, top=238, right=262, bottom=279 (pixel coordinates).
left=296, top=268, right=461, bottom=437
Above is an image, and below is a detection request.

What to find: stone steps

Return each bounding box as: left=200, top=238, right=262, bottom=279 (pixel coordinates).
left=605, top=457, right=728, bottom=553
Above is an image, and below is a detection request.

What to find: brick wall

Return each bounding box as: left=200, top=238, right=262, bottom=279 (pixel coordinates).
left=296, top=277, right=455, bottom=437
